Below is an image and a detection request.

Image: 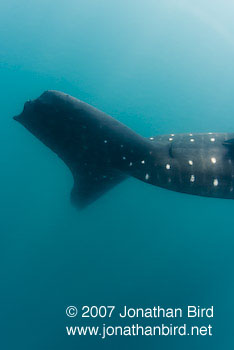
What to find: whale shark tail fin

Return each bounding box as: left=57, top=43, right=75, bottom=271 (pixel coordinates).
left=70, top=165, right=126, bottom=209
left=14, top=90, right=140, bottom=208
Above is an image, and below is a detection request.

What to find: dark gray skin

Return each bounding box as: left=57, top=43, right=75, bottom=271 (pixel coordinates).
left=14, top=90, right=234, bottom=208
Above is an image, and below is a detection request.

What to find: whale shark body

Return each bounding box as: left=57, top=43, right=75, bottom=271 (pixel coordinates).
left=14, top=90, right=234, bottom=208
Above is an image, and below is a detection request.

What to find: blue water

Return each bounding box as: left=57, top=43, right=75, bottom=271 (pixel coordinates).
left=1, top=1, right=234, bottom=349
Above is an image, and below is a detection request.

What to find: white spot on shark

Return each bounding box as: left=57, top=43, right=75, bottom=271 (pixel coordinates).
left=190, top=175, right=195, bottom=182
left=210, top=138, right=215, bottom=142
left=211, top=157, right=216, bottom=164
left=166, top=164, right=171, bottom=169
left=141, top=160, right=145, bottom=164
left=190, top=138, right=195, bottom=142
left=213, top=179, right=218, bottom=186
left=145, top=173, right=149, bottom=180
left=188, top=160, right=193, bottom=165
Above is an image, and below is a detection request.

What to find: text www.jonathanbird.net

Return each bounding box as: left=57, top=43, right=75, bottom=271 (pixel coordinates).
left=65, top=305, right=214, bottom=339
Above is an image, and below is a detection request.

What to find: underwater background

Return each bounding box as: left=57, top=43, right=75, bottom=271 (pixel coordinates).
left=1, top=0, right=234, bottom=349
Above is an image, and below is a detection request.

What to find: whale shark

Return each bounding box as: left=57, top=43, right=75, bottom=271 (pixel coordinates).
left=14, top=90, right=234, bottom=208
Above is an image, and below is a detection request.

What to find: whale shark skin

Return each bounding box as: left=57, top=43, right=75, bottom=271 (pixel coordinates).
left=14, top=90, right=234, bottom=208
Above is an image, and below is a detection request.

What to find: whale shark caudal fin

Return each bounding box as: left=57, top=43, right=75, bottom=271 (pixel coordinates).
left=14, top=91, right=152, bottom=208
left=70, top=166, right=126, bottom=208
